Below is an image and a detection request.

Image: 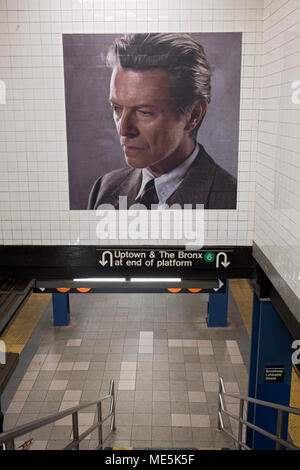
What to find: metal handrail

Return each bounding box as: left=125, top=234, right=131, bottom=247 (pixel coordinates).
left=218, top=376, right=300, bottom=450
left=0, top=379, right=116, bottom=450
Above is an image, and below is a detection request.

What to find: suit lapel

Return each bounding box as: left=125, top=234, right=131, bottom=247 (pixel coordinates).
left=110, top=169, right=142, bottom=209
left=167, top=145, right=217, bottom=207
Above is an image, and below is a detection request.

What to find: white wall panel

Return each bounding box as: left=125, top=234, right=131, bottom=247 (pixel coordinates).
left=0, top=0, right=263, bottom=246
left=255, top=0, right=300, bottom=298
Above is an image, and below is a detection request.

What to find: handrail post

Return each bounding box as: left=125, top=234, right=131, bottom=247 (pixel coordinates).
left=97, top=401, right=103, bottom=450
left=276, top=410, right=283, bottom=450
left=217, top=378, right=222, bottom=431
left=237, top=399, right=244, bottom=450
left=72, top=411, right=79, bottom=450
left=109, top=379, right=116, bottom=431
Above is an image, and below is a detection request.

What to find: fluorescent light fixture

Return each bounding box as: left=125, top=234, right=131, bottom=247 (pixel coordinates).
left=73, top=278, right=126, bottom=282
left=130, top=278, right=182, bottom=282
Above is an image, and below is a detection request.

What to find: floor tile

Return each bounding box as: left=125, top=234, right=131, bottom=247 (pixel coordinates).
left=188, top=391, right=206, bottom=403
left=191, top=414, right=210, bottom=427
left=118, top=381, right=136, bottom=391
left=49, top=380, right=68, bottom=391
left=67, top=340, right=82, bottom=347
left=63, top=390, right=82, bottom=401
left=171, top=414, right=191, bottom=427
left=1, top=290, right=252, bottom=450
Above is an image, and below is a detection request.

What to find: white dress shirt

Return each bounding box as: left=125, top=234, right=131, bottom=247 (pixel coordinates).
left=135, top=143, right=199, bottom=209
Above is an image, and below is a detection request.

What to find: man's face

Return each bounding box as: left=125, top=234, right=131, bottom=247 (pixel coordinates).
left=109, top=66, right=193, bottom=175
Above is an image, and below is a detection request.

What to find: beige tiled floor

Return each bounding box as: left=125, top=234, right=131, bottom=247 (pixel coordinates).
left=2, top=291, right=251, bottom=450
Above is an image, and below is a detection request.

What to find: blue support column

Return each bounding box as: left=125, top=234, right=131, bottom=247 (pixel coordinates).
left=52, top=293, right=70, bottom=326
left=206, top=279, right=228, bottom=327
left=246, top=292, right=260, bottom=447
left=246, top=293, right=293, bottom=449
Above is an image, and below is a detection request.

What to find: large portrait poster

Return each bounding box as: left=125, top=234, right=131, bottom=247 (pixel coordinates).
left=63, top=33, right=242, bottom=211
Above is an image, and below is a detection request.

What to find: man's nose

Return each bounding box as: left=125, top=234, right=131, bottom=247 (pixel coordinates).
left=118, top=110, right=138, bottom=137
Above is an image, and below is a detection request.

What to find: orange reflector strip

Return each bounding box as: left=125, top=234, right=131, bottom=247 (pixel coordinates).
left=56, top=288, right=71, bottom=293
left=76, top=288, right=91, bottom=293
left=167, top=288, right=182, bottom=293
left=187, top=288, right=202, bottom=293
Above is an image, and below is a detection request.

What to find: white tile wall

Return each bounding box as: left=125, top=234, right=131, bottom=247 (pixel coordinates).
left=254, top=0, right=300, bottom=299
left=0, top=0, right=263, bottom=246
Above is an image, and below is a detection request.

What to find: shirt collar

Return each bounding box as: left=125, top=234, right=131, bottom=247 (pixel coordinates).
left=135, top=143, right=199, bottom=204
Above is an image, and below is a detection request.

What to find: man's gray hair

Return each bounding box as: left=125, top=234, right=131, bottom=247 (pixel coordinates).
left=107, top=33, right=211, bottom=136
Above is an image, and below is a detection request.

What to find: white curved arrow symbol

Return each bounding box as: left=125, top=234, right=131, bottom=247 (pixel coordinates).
left=213, top=279, right=224, bottom=292
left=99, top=250, right=113, bottom=267
left=216, top=252, right=230, bottom=268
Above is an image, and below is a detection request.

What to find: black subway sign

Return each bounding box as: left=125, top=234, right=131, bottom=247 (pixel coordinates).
left=264, top=366, right=285, bottom=383
left=97, top=249, right=232, bottom=271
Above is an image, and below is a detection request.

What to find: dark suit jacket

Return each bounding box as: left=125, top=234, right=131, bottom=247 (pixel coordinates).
left=87, top=144, right=237, bottom=209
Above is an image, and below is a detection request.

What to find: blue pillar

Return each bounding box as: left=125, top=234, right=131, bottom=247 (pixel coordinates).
left=52, top=293, right=70, bottom=326
left=246, top=293, right=293, bottom=449
left=206, top=279, right=228, bottom=327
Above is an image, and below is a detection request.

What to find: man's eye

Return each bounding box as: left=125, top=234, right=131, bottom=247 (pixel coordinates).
left=137, top=110, right=153, bottom=116
left=112, top=105, right=122, bottom=113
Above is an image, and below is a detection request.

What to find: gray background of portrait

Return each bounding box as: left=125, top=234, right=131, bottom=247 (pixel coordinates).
left=63, top=33, right=242, bottom=210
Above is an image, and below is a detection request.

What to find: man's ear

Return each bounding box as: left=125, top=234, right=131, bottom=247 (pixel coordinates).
left=185, top=100, right=207, bottom=131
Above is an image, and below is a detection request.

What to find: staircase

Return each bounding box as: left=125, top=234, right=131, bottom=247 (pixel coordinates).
left=218, top=377, right=300, bottom=450
left=0, top=379, right=116, bottom=450
left=1, top=376, right=300, bottom=450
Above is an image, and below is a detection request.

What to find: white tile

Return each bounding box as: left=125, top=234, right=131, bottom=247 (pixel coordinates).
left=57, top=362, right=74, bottom=371
left=168, top=339, right=182, bottom=347
left=41, top=362, right=58, bottom=371
left=139, top=331, right=153, bottom=338
left=120, top=370, right=136, bottom=381
left=182, top=340, right=198, bottom=347
left=118, top=380, right=136, bottom=390
left=121, top=362, right=137, bottom=371
left=67, top=339, right=82, bottom=347
left=45, top=354, right=61, bottom=362
left=139, top=338, right=153, bottom=346
left=230, top=355, right=244, bottom=364
left=171, top=414, right=191, bottom=427
left=197, top=340, right=212, bottom=347
left=198, top=348, right=214, bottom=356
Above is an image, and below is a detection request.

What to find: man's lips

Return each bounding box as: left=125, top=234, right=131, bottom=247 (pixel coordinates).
left=122, top=144, right=144, bottom=152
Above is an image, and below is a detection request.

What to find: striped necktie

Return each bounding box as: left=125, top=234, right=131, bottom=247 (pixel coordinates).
left=138, top=179, right=159, bottom=209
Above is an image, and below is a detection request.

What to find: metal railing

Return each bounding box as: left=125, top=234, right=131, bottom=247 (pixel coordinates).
left=218, top=376, right=300, bottom=450
left=0, top=379, right=116, bottom=450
